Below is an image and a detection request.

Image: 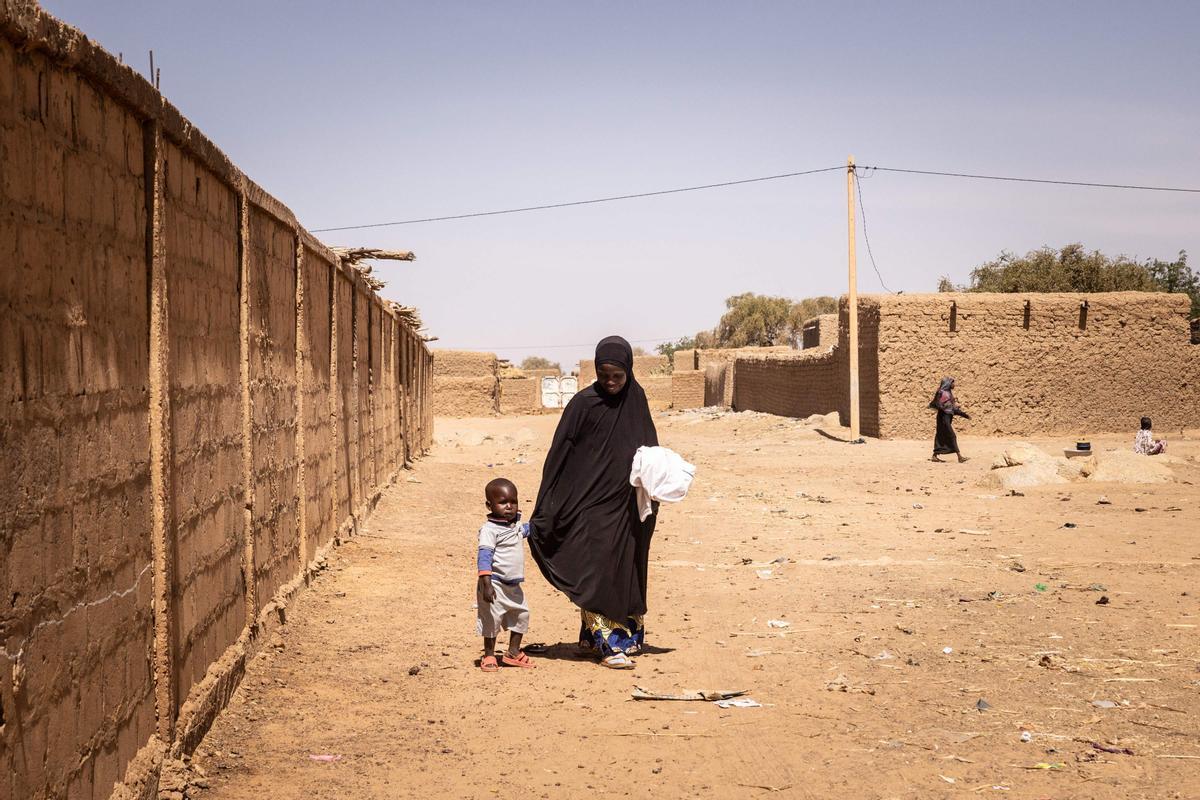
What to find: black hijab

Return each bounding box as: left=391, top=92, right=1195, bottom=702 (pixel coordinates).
left=528, top=336, right=659, bottom=622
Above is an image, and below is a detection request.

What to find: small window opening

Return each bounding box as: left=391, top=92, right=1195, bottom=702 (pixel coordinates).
left=949, top=301, right=958, bottom=332
left=1023, top=299, right=1031, bottom=330
left=1078, top=300, right=1089, bottom=330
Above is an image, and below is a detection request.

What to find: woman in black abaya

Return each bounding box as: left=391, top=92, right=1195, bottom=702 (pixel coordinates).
left=930, top=376, right=970, bottom=463
left=528, top=336, right=658, bottom=669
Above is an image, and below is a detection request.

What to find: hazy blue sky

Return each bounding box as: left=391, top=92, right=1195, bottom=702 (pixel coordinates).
left=44, top=1, right=1200, bottom=369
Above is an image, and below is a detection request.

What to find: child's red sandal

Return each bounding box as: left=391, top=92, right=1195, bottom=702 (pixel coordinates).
left=480, top=655, right=499, bottom=673
left=501, top=651, right=536, bottom=669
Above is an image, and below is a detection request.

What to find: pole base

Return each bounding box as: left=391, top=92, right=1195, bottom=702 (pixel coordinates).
left=848, top=437, right=865, bottom=445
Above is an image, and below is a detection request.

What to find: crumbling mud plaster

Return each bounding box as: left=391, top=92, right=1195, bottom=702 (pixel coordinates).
left=732, top=293, right=1198, bottom=438
left=0, top=7, right=434, bottom=800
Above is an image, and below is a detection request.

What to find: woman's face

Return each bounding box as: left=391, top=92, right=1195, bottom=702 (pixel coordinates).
left=597, top=363, right=628, bottom=396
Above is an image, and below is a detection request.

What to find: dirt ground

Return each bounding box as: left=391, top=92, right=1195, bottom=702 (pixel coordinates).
left=191, top=411, right=1200, bottom=800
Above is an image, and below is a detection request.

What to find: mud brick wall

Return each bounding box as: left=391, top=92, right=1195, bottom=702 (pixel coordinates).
left=641, top=375, right=673, bottom=410
left=698, top=347, right=795, bottom=407
left=872, top=292, right=1199, bottom=438
left=578, top=354, right=670, bottom=384
left=499, top=376, right=540, bottom=414
left=432, top=349, right=499, bottom=416
left=672, top=349, right=698, bottom=371
left=432, top=349, right=497, bottom=377
left=732, top=346, right=852, bottom=423
left=671, top=371, right=705, bottom=409
left=0, top=8, right=434, bottom=800
left=163, top=140, right=245, bottom=713
left=301, top=247, right=337, bottom=563
left=0, top=26, right=156, bottom=799
left=802, top=314, right=837, bottom=350
left=433, top=376, right=499, bottom=416
left=731, top=293, right=1197, bottom=439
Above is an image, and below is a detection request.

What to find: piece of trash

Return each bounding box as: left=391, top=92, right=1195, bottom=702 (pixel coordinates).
left=820, top=555, right=839, bottom=561
left=408, top=665, right=420, bottom=676
left=1034, top=583, right=1047, bottom=592
left=942, top=647, right=954, bottom=655
left=1062, top=522, right=1077, bottom=529
left=1096, top=595, right=1110, bottom=605
left=1091, top=700, right=1118, bottom=709
left=770, top=556, right=787, bottom=564
left=1086, top=740, right=1134, bottom=756
left=714, top=698, right=762, bottom=709
left=631, top=686, right=747, bottom=702
left=1008, top=489, right=1024, bottom=497
left=975, top=698, right=991, bottom=712
left=986, top=590, right=1002, bottom=601
left=1020, top=731, right=1033, bottom=743
left=1087, top=583, right=1107, bottom=592
left=309, top=754, right=342, bottom=762
left=912, top=503, right=924, bottom=509
left=1009, top=562, right=1026, bottom=573
left=895, top=625, right=914, bottom=635
left=872, top=650, right=894, bottom=661
left=1097, top=496, right=1111, bottom=505
left=1027, top=762, right=1065, bottom=770
left=939, top=775, right=956, bottom=784
left=767, top=620, right=790, bottom=628
left=756, top=570, right=773, bottom=580
left=1134, top=507, right=1147, bottom=513
left=957, top=528, right=989, bottom=536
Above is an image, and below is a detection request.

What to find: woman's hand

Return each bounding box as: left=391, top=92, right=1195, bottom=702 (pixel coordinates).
left=478, top=575, right=495, bottom=604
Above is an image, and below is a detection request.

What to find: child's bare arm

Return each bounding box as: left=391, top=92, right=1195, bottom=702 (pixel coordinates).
left=478, top=573, right=495, bottom=604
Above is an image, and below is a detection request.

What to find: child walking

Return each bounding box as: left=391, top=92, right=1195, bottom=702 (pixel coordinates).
left=476, top=477, right=536, bottom=672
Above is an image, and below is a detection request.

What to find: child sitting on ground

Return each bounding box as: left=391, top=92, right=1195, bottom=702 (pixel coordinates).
left=476, top=477, right=536, bottom=672
left=1133, top=416, right=1167, bottom=455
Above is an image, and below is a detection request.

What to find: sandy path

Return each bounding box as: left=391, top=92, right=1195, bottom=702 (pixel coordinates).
left=191, top=412, right=1200, bottom=799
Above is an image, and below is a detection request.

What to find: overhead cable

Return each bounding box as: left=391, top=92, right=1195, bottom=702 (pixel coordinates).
left=310, top=166, right=845, bottom=231
left=857, top=165, right=1200, bottom=194
left=852, top=170, right=896, bottom=294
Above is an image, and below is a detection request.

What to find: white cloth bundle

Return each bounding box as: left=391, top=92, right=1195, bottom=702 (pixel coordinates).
left=629, top=445, right=696, bottom=522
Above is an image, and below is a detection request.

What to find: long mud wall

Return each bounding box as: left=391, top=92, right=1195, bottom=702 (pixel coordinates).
left=0, top=8, right=433, bottom=800
left=732, top=293, right=1197, bottom=439
left=872, top=292, right=1199, bottom=438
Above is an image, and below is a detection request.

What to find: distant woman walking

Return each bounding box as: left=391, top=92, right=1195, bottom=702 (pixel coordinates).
left=528, top=336, right=658, bottom=670
left=930, top=376, right=970, bottom=463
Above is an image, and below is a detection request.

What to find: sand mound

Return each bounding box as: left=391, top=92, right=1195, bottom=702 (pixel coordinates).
left=799, top=412, right=842, bottom=428
left=980, top=460, right=1068, bottom=489
left=982, top=443, right=1177, bottom=488
left=1080, top=450, right=1176, bottom=484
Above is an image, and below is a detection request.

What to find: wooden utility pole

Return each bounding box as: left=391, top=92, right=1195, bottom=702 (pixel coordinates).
left=846, top=156, right=861, bottom=441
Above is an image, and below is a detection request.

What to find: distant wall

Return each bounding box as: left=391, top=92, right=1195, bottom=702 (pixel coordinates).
left=432, top=350, right=498, bottom=416
left=873, top=292, right=1199, bottom=438
left=0, top=9, right=433, bottom=800
left=673, top=349, right=698, bottom=371
left=697, top=346, right=794, bottom=407
left=499, top=376, right=540, bottom=414
left=578, top=354, right=670, bottom=384
left=732, top=293, right=1199, bottom=438
left=641, top=374, right=673, bottom=410
left=802, top=314, right=837, bottom=350
left=671, top=371, right=705, bottom=409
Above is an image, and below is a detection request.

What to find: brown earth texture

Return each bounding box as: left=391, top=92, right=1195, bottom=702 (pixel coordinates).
left=189, top=411, right=1200, bottom=800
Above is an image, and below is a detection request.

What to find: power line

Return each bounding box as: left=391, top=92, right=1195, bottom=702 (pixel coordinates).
left=455, top=336, right=683, bottom=351
left=311, top=162, right=1200, bottom=234
left=852, top=170, right=895, bottom=294
left=310, top=166, right=845, bottom=232
left=858, top=165, right=1200, bottom=194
